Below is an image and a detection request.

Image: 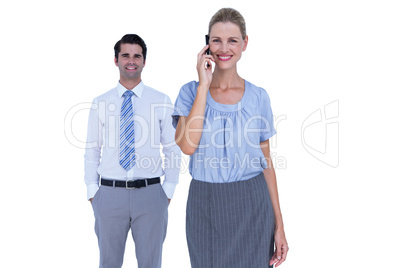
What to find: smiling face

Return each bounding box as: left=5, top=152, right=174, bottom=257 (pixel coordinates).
left=209, top=22, right=248, bottom=71
left=114, top=43, right=145, bottom=84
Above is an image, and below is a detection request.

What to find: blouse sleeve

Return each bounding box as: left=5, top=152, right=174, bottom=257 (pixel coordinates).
left=171, top=81, right=197, bottom=129
left=260, top=89, right=277, bottom=141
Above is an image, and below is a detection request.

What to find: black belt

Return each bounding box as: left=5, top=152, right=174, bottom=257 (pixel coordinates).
left=101, top=177, right=160, bottom=189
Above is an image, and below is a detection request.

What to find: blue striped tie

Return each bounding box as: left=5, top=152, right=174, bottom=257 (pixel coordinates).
left=119, top=90, right=136, bottom=170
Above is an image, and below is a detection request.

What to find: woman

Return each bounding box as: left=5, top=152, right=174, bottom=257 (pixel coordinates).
left=172, top=8, right=288, bottom=268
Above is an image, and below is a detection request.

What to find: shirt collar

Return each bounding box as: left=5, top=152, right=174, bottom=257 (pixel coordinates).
left=116, top=80, right=144, bottom=98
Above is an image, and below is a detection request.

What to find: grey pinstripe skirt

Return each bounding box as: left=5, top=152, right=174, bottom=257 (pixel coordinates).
left=186, top=172, right=275, bottom=268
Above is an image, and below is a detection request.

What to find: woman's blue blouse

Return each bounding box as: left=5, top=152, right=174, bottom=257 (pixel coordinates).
left=172, top=80, right=276, bottom=183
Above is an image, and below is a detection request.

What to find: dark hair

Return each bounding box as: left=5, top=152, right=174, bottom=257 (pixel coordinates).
left=114, top=34, right=147, bottom=62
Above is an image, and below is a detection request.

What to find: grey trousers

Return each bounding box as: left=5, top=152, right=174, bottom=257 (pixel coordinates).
left=91, top=183, right=169, bottom=268
left=186, top=172, right=275, bottom=268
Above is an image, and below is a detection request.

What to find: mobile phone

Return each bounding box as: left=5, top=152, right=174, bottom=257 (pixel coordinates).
left=205, top=35, right=210, bottom=68
left=205, top=35, right=210, bottom=55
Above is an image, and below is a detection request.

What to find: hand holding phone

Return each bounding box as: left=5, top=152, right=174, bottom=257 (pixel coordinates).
left=197, top=35, right=213, bottom=87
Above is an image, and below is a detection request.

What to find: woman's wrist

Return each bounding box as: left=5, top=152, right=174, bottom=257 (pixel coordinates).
left=275, top=218, right=284, bottom=231
left=197, top=84, right=209, bottom=92
left=196, top=85, right=210, bottom=98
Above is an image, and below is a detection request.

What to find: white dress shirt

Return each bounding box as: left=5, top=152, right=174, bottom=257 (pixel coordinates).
left=84, top=81, right=181, bottom=200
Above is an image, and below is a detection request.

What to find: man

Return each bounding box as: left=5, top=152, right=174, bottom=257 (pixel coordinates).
left=84, top=34, right=181, bottom=268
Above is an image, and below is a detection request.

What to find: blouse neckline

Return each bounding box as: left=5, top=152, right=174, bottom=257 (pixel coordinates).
left=206, top=80, right=249, bottom=112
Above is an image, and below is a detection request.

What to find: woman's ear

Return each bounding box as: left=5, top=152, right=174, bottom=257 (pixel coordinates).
left=242, top=35, right=249, bottom=52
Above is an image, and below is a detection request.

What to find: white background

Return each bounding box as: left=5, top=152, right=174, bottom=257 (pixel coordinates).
left=1, top=0, right=401, bottom=267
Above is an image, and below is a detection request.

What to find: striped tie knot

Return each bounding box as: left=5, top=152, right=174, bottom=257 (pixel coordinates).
left=123, top=90, right=134, bottom=98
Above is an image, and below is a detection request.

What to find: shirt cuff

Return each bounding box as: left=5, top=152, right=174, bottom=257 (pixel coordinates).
left=162, top=181, right=177, bottom=199
left=87, top=183, right=100, bottom=200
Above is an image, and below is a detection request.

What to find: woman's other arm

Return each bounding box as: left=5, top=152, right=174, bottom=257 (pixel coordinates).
left=175, top=45, right=214, bottom=155
left=260, top=139, right=289, bottom=266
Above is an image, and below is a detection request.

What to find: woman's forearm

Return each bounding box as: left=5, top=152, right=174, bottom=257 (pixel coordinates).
left=260, top=140, right=284, bottom=230
left=175, top=85, right=209, bottom=155
left=263, top=164, right=284, bottom=230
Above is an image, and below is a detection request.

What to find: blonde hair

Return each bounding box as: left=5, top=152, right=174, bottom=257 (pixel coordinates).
left=208, top=8, right=247, bottom=39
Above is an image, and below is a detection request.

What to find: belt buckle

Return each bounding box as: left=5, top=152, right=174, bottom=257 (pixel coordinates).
left=126, top=180, right=136, bottom=189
